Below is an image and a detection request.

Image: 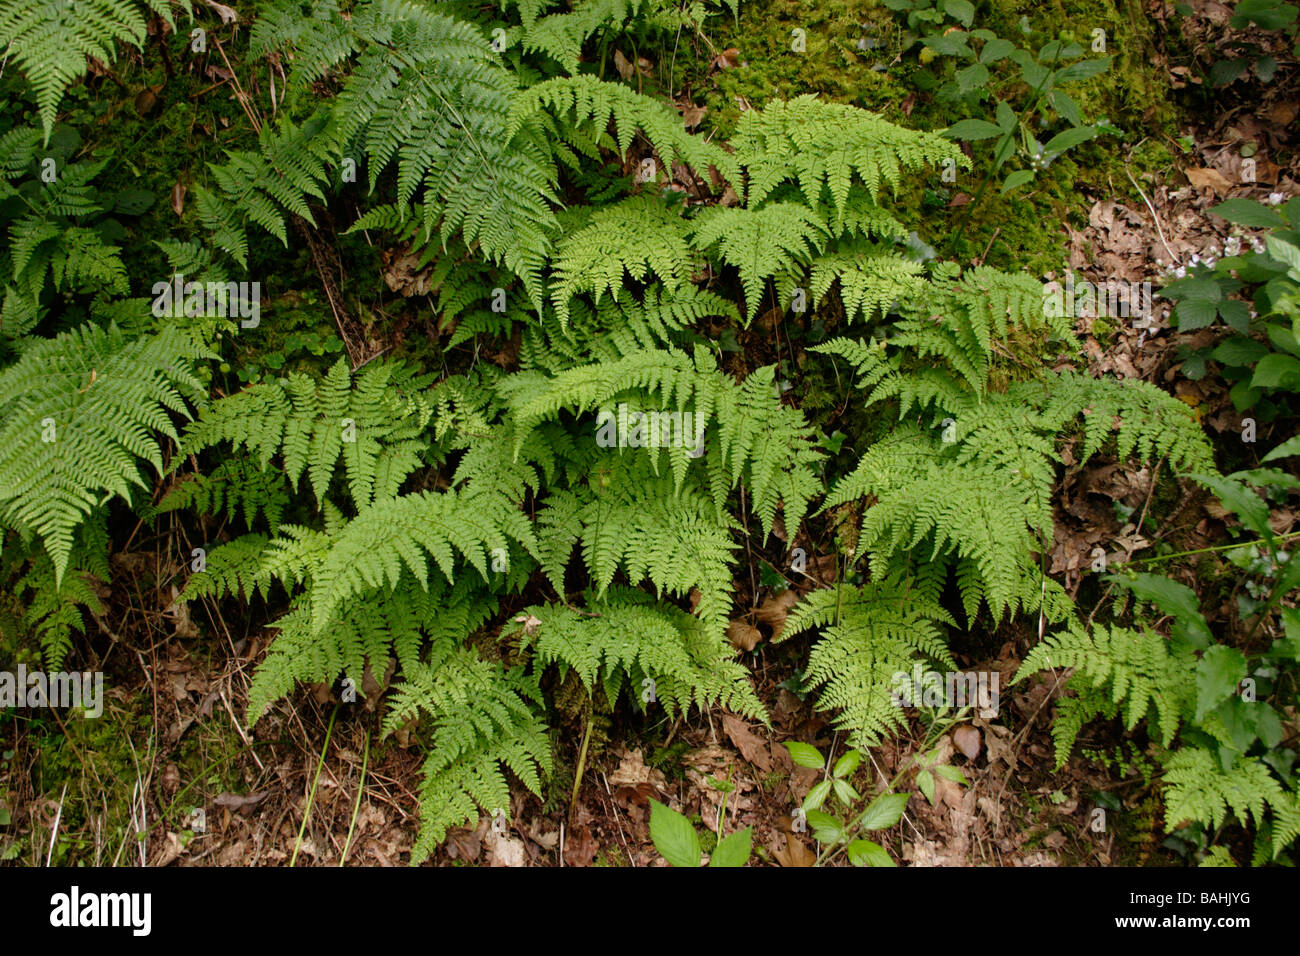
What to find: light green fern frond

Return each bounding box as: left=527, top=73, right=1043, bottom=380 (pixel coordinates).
left=777, top=576, right=956, bottom=749
left=0, top=323, right=207, bottom=582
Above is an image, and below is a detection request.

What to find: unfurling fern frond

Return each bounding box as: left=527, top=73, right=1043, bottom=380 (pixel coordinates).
left=777, top=576, right=955, bottom=749
left=0, top=323, right=207, bottom=582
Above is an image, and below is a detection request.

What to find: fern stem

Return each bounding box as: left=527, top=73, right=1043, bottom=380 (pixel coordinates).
left=291, top=704, right=338, bottom=868
left=338, top=724, right=370, bottom=866
left=569, top=705, right=595, bottom=820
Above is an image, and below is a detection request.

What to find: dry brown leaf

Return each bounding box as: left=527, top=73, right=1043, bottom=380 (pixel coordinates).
left=753, top=589, right=800, bottom=640
left=952, top=725, right=982, bottom=761
left=608, top=748, right=667, bottom=791
left=564, top=823, right=599, bottom=866
left=721, top=714, right=772, bottom=773
left=727, top=620, right=762, bottom=651
left=613, top=49, right=635, bottom=80
left=773, top=834, right=816, bottom=867
left=1185, top=166, right=1233, bottom=194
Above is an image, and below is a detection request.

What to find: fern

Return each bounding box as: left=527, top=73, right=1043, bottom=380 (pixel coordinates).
left=1015, top=621, right=1196, bottom=768
left=515, top=586, right=764, bottom=718
left=1163, top=748, right=1285, bottom=833
left=0, top=0, right=190, bottom=139
left=503, top=344, right=823, bottom=540
left=730, top=95, right=965, bottom=211
left=177, top=357, right=433, bottom=509
left=776, top=575, right=956, bottom=749
left=0, top=323, right=207, bottom=582
left=692, top=203, right=827, bottom=321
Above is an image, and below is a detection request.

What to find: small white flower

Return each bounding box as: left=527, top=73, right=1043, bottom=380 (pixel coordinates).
left=1268, top=192, right=1285, bottom=205
left=1224, top=236, right=1241, bottom=256
left=1174, top=266, right=1187, bottom=278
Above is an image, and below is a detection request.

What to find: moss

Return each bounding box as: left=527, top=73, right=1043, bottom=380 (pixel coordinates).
left=693, top=0, right=1178, bottom=268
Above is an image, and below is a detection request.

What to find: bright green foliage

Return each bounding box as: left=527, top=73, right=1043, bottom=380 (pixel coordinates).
left=505, top=344, right=823, bottom=540
left=155, top=458, right=291, bottom=531
left=729, top=95, right=966, bottom=211
left=512, top=74, right=736, bottom=183
left=177, top=358, right=433, bottom=509
left=778, top=576, right=956, bottom=749
left=1016, top=621, right=1196, bottom=767
left=1163, top=748, right=1285, bottom=834
left=515, top=586, right=764, bottom=718
left=0, top=526, right=107, bottom=667
left=550, top=196, right=694, bottom=328
left=692, top=203, right=826, bottom=321
left=0, top=323, right=207, bottom=583
left=816, top=328, right=1212, bottom=623
left=387, top=640, right=551, bottom=865
left=0, top=0, right=190, bottom=139
left=202, top=0, right=559, bottom=298
left=0, top=127, right=128, bottom=328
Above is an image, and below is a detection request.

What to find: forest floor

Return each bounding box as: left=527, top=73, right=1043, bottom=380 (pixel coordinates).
left=3, top=0, right=1298, bottom=867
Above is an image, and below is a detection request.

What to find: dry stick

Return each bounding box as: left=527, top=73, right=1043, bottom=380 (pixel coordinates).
left=46, top=783, right=68, bottom=867
left=599, top=771, right=637, bottom=867
left=1123, top=163, right=1178, bottom=265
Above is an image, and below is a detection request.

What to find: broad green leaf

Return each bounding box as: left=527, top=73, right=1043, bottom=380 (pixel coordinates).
left=708, top=827, right=753, bottom=867
left=944, top=119, right=1003, bottom=141
left=1210, top=336, right=1269, bottom=367
left=805, top=809, right=843, bottom=844
left=1042, top=125, right=1098, bottom=155
left=785, top=741, right=825, bottom=769
left=859, top=792, right=910, bottom=830
left=847, top=839, right=897, bottom=867
left=1001, top=169, right=1035, bottom=193
left=980, top=38, right=1016, bottom=63
left=803, top=779, right=833, bottom=812
left=917, top=769, right=936, bottom=805
left=1209, top=198, right=1287, bottom=229
left=1190, top=473, right=1273, bottom=542
left=1263, top=434, right=1300, bottom=461
left=1052, top=55, right=1113, bottom=84
left=1252, top=353, right=1300, bottom=389
left=649, top=799, right=701, bottom=867
left=935, top=764, right=968, bottom=785
left=833, top=749, right=861, bottom=778
left=1110, top=573, right=1212, bottom=648
left=833, top=779, right=861, bottom=805
left=1195, top=645, right=1248, bottom=722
